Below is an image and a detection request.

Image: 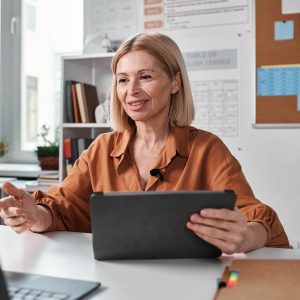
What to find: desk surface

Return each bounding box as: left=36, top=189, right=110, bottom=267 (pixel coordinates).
left=1, top=225, right=300, bottom=300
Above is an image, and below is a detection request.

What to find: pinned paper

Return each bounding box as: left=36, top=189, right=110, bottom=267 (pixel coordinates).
left=257, top=66, right=300, bottom=112
left=274, top=20, right=294, bottom=40
left=282, top=0, right=300, bottom=14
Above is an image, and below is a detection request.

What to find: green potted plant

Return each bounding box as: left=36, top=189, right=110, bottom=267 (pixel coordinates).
left=35, top=125, right=59, bottom=170
left=0, top=139, right=8, bottom=157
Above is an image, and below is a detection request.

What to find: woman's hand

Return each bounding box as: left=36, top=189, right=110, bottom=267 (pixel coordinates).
left=186, top=207, right=268, bottom=254
left=0, top=182, right=52, bottom=233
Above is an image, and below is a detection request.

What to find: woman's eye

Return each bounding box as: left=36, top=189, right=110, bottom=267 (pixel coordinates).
left=118, top=78, right=127, bottom=84
left=140, top=74, right=151, bottom=80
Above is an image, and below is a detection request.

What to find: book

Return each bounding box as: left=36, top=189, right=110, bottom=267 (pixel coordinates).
left=82, top=83, right=99, bottom=123
left=71, top=82, right=81, bottom=123
left=75, top=82, right=99, bottom=123
left=84, top=138, right=94, bottom=149
left=214, top=259, right=300, bottom=300
left=63, top=138, right=73, bottom=175
left=75, top=83, right=89, bottom=123
left=37, top=170, right=59, bottom=185
left=65, top=80, right=75, bottom=123
left=39, top=170, right=59, bottom=175
left=38, top=170, right=59, bottom=180
left=37, top=178, right=59, bottom=185
left=77, top=138, right=94, bottom=155
left=71, top=138, right=79, bottom=164
left=77, top=138, right=85, bottom=156
left=25, top=181, right=52, bottom=193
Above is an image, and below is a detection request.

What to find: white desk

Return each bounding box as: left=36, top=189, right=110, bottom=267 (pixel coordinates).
left=1, top=225, right=300, bottom=300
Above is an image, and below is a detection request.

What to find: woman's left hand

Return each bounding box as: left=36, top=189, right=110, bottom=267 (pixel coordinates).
left=186, top=207, right=266, bottom=254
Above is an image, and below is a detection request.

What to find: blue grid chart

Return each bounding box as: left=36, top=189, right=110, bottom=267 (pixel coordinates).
left=257, top=66, right=300, bottom=111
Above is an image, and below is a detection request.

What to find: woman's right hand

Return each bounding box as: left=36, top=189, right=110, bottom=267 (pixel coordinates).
left=0, top=182, right=52, bottom=233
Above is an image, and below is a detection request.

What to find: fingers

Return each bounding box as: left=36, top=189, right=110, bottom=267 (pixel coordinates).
left=1, top=181, right=35, bottom=210
left=189, top=208, right=247, bottom=230
left=0, top=182, right=37, bottom=234
left=2, top=181, right=27, bottom=199
left=187, top=221, right=246, bottom=253
left=4, top=213, right=27, bottom=227
left=189, top=213, right=235, bottom=232
left=186, top=219, right=246, bottom=244
left=6, top=221, right=31, bottom=234
left=186, top=208, right=248, bottom=254
left=0, top=207, right=32, bottom=234
left=0, top=206, right=22, bottom=218
left=196, top=234, right=238, bottom=255
left=200, top=207, right=242, bottom=222
left=0, top=195, right=16, bottom=210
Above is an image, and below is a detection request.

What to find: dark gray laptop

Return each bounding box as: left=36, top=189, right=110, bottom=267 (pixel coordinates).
left=0, top=266, right=9, bottom=300
left=0, top=265, right=100, bottom=300
left=90, top=190, right=236, bottom=260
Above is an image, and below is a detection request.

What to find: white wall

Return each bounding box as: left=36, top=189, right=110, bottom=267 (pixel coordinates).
left=163, top=2, right=300, bottom=242
left=233, top=30, right=300, bottom=243
left=82, top=0, right=300, bottom=243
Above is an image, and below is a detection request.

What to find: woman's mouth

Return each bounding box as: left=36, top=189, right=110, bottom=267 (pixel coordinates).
left=127, top=99, right=149, bottom=110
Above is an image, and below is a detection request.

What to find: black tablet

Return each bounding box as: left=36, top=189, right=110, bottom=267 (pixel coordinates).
left=90, top=190, right=236, bottom=260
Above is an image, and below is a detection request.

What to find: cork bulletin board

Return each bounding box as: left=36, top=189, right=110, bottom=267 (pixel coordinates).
left=256, top=0, right=300, bottom=125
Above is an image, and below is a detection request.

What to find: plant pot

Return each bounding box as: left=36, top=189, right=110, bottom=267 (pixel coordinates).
left=38, top=156, right=59, bottom=170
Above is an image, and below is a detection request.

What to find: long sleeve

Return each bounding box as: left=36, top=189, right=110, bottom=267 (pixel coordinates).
left=34, top=148, right=93, bottom=232
left=33, top=126, right=290, bottom=248
left=198, top=133, right=289, bottom=248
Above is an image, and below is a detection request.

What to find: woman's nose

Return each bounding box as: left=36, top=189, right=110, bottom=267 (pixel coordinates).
left=128, top=79, right=141, bottom=95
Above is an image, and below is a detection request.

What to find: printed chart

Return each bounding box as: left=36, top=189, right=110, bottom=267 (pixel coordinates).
left=191, top=79, right=239, bottom=137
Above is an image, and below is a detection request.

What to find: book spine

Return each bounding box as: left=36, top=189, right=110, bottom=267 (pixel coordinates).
left=71, top=82, right=81, bottom=123
left=65, top=80, right=75, bottom=123
left=77, top=138, right=85, bottom=155
left=71, top=138, right=79, bottom=164
left=77, top=138, right=94, bottom=155
left=75, top=83, right=88, bottom=123
left=83, top=83, right=99, bottom=123
left=63, top=138, right=73, bottom=175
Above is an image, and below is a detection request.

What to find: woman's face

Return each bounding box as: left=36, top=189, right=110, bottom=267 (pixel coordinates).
left=116, top=50, right=179, bottom=124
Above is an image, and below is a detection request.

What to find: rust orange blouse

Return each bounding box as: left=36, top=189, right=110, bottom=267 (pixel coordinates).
left=34, top=126, right=289, bottom=247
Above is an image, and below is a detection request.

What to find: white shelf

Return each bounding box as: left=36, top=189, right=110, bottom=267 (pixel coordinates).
left=62, top=122, right=111, bottom=128
left=59, top=54, right=113, bottom=180
left=62, top=52, right=115, bottom=60
left=0, top=163, right=41, bottom=178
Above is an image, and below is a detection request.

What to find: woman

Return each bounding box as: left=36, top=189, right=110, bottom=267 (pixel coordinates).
left=0, top=33, right=289, bottom=254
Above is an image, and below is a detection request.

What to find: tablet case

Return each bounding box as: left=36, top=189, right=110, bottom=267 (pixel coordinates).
left=214, top=259, right=300, bottom=300
left=90, top=190, right=236, bottom=260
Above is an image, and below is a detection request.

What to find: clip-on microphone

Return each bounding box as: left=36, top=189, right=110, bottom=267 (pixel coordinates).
left=150, top=168, right=164, bottom=181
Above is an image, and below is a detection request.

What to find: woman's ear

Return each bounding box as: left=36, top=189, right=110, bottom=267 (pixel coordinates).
left=171, top=72, right=181, bottom=94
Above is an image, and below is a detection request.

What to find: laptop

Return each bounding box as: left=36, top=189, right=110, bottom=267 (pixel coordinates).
left=90, top=190, right=236, bottom=260
left=0, top=265, right=100, bottom=300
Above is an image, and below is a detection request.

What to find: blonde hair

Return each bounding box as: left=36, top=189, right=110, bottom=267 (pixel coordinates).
left=110, top=32, right=194, bottom=131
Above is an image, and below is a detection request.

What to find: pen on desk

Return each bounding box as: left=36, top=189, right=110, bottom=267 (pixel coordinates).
left=227, top=270, right=239, bottom=288
left=216, top=269, right=239, bottom=289
left=217, top=279, right=227, bottom=289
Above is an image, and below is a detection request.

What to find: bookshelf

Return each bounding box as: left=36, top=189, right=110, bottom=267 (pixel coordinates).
left=60, top=53, right=113, bottom=181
